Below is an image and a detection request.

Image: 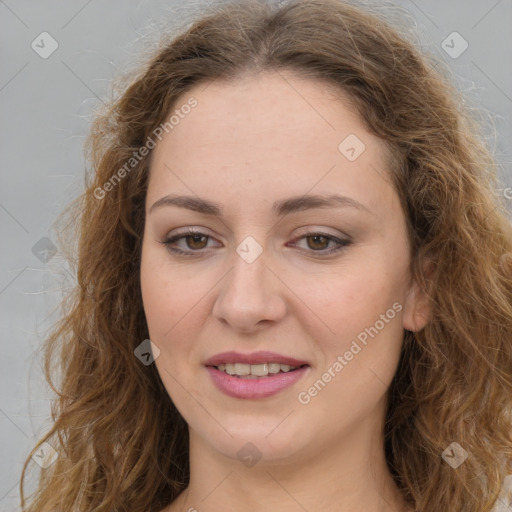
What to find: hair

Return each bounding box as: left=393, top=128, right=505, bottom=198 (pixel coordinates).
left=20, top=0, right=512, bottom=511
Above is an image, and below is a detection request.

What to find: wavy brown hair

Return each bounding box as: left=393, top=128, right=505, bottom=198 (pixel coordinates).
left=20, top=0, right=512, bottom=511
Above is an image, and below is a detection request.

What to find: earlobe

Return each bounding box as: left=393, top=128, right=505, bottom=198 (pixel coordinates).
left=402, top=280, right=431, bottom=332
left=402, top=269, right=432, bottom=332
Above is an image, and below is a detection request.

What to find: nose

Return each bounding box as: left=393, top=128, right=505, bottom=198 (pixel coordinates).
left=212, top=247, right=288, bottom=333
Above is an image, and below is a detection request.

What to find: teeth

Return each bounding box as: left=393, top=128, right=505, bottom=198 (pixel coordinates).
left=251, top=363, right=268, bottom=376
left=234, top=363, right=250, bottom=375
left=268, top=363, right=281, bottom=374
left=216, top=362, right=300, bottom=377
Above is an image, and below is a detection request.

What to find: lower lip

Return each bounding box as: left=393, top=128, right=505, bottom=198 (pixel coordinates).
left=206, top=366, right=309, bottom=399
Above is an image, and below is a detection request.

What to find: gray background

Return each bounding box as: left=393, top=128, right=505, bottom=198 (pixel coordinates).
left=1, top=0, right=511, bottom=510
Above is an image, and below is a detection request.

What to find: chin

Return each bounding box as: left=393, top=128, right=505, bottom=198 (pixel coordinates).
left=194, top=418, right=314, bottom=467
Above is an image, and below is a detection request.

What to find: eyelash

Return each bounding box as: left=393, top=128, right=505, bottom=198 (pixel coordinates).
left=160, top=228, right=351, bottom=257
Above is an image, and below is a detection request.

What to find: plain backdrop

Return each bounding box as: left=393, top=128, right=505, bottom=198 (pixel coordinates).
left=1, top=0, right=511, bottom=510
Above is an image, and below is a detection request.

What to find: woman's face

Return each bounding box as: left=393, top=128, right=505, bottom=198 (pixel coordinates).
left=140, top=71, right=427, bottom=465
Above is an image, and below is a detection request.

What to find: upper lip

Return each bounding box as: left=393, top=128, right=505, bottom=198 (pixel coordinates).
left=204, top=351, right=309, bottom=367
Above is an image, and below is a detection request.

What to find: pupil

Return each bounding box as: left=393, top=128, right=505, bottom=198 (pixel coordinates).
left=187, top=235, right=207, bottom=249
left=308, top=235, right=327, bottom=250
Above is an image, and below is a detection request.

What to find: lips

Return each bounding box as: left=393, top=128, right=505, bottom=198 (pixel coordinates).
left=204, top=351, right=309, bottom=367
left=204, top=351, right=310, bottom=399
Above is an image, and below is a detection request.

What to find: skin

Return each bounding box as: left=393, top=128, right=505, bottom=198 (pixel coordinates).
left=140, top=70, right=429, bottom=512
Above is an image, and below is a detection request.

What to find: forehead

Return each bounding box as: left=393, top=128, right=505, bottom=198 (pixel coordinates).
left=147, top=71, right=397, bottom=221
left=156, top=71, right=368, bottom=151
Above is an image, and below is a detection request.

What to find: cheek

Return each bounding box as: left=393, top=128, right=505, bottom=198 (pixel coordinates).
left=290, top=263, right=402, bottom=331
left=141, top=263, right=170, bottom=338
left=292, top=265, right=407, bottom=385
left=140, top=245, right=217, bottom=369
left=140, top=246, right=191, bottom=342
left=141, top=277, right=202, bottom=347
left=140, top=260, right=197, bottom=395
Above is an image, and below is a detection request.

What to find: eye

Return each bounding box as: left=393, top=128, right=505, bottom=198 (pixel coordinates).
left=160, top=228, right=221, bottom=255
left=288, top=231, right=351, bottom=255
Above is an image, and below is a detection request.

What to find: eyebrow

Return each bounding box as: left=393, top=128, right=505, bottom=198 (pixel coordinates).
left=149, top=193, right=373, bottom=217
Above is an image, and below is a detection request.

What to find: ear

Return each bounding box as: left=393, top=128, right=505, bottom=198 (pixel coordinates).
left=402, top=261, right=433, bottom=332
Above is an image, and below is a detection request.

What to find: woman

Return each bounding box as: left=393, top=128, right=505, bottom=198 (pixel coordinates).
left=20, top=0, right=512, bottom=511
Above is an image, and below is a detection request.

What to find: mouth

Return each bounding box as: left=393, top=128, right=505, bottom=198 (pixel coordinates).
left=212, top=362, right=308, bottom=379
left=204, top=351, right=311, bottom=399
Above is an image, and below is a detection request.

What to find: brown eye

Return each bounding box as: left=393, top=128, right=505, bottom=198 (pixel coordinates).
left=161, top=229, right=220, bottom=255
left=289, top=231, right=351, bottom=256
left=305, top=234, right=330, bottom=251
left=185, top=234, right=209, bottom=250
